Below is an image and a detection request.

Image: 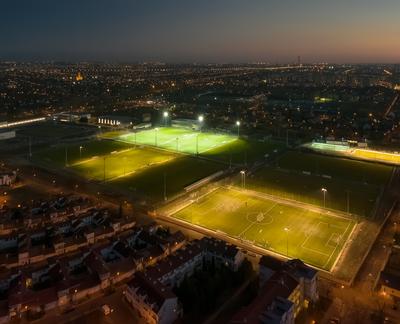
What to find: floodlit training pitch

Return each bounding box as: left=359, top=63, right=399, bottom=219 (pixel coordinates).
left=351, top=148, right=400, bottom=165
left=71, top=147, right=176, bottom=181
left=170, top=188, right=356, bottom=271
left=116, top=127, right=237, bottom=155
left=307, top=142, right=400, bottom=165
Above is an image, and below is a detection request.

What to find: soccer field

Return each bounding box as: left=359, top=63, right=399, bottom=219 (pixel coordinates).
left=171, top=188, right=356, bottom=270
left=307, top=142, right=400, bottom=165
left=245, top=151, right=393, bottom=217
left=116, top=127, right=237, bottom=154
left=351, top=149, right=400, bottom=165
left=71, top=147, right=176, bottom=181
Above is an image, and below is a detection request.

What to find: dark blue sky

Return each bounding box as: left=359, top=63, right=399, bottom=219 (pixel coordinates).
left=1, top=0, right=399, bottom=63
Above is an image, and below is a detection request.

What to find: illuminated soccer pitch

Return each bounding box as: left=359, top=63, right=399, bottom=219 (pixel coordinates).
left=308, top=142, right=400, bottom=165
left=71, top=147, right=175, bottom=181
left=171, top=187, right=356, bottom=271
left=116, top=127, right=237, bottom=155
left=351, top=149, right=400, bottom=165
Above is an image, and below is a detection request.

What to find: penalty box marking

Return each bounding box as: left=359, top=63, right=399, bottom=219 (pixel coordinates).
left=301, top=221, right=348, bottom=258
left=323, top=219, right=353, bottom=269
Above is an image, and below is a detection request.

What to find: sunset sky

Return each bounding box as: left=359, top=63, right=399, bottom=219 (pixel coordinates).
left=1, top=0, right=399, bottom=63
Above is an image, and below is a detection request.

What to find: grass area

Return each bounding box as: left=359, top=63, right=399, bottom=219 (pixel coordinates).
left=34, top=139, right=133, bottom=167
left=308, top=142, right=400, bottom=165
left=244, top=151, right=393, bottom=217
left=112, top=127, right=285, bottom=165
left=203, top=138, right=284, bottom=165
left=116, top=127, right=237, bottom=155
left=33, top=137, right=229, bottom=201
left=110, top=156, right=226, bottom=201
left=171, top=188, right=356, bottom=270
left=17, top=121, right=90, bottom=139
left=246, top=167, right=383, bottom=217
left=352, top=149, right=400, bottom=165
left=71, top=147, right=176, bottom=181
left=277, top=151, right=393, bottom=185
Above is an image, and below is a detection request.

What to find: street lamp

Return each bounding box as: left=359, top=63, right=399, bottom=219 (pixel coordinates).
left=321, top=188, right=327, bottom=208
left=284, top=227, right=289, bottom=257
left=236, top=120, right=240, bottom=138
left=240, top=170, right=246, bottom=189
left=163, top=111, right=169, bottom=126
left=79, top=145, right=83, bottom=159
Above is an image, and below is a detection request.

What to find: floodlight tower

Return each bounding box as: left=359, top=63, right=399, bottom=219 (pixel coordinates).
left=198, top=115, right=204, bottom=132
left=240, top=170, right=246, bottom=189
left=284, top=227, right=289, bottom=256
left=155, top=128, right=159, bottom=147
left=163, top=111, right=169, bottom=126
left=79, top=146, right=83, bottom=159
left=196, top=134, right=200, bottom=156
left=236, top=120, right=241, bottom=138
left=321, top=188, right=327, bottom=208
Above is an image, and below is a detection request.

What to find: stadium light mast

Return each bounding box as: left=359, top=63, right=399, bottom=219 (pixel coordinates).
left=79, top=145, right=83, bottom=159
left=240, top=170, right=246, bottom=189
left=321, top=188, right=327, bottom=208
left=236, top=120, right=241, bottom=138
left=163, top=111, right=169, bottom=126
left=65, top=147, right=68, bottom=167
left=155, top=128, right=159, bottom=147
left=196, top=134, right=199, bottom=156
left=198, top=115, right=204, bottom=132
left=284, top=227, right=289, bottom=257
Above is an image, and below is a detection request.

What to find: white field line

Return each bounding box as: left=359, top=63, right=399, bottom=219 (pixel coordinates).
left=325, top=233, right=336, bottom=247
left=162, top=186, right=220, bottom=217
left=228, top=186, right=354, bottom=222
left=323, top=219, right=352, bottom=269
left=329, top=219, right=358, bottom=272
left=326, top=233, right=340, bottom=248
left=300, top=222, right=331, bottom=257
left=238, top=203, right=277, bottom=238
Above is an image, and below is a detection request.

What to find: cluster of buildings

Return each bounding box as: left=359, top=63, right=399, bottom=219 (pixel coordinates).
left=124, top=236, right=245, bottom=324
left=0, top=170, right=16, bottom=187
left=124, top=238, right=318, bottom=324
left=231, top=256, right=318, bottom=324
left=0, top=211, right=187, bottom=322
left=379, top=233, right=400, bottom=299
left=0, top=192, right=320, bottom=324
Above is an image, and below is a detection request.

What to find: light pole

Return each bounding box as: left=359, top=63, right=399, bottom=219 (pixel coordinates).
left=155, top=128, right=159, bottom=147
left=321, top=188, right=327, bottom=208
left=28, top=136, right=32, bottom=158
left=79, top=146, right=83, bottom=159
left=103, top=157, right=106, bottom=183
left=236, top=120, right=240, bottom=138
left=176, top=137, right=179, bottom=152
left=284, top=227, right=289, bottom=257
left=65, top=147, right=68, bottom=167
left=240, top=170, right=246, bottom=189
left=198, top=115, right=204, bottom=132
left=164, top=173, right=167, bottom=201
left=163, top=111, right=169, bottom=126
left=196, top=134, right=199, bottom=156
left=346, top=190, right=350, bottom=214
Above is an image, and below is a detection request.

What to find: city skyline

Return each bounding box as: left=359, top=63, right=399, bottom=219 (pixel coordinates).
left=1, top=0, right=400, bottom=63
